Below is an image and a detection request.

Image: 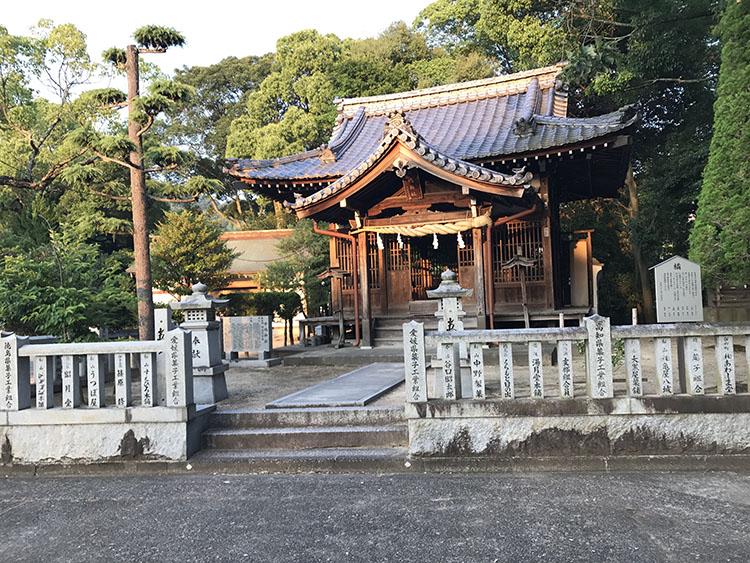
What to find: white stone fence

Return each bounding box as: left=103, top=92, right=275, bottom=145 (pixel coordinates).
left=2, top=328, right=194, bottom=412
left=403, top=315, right=750, bottom=403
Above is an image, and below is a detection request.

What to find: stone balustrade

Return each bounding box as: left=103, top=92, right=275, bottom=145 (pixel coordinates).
left=0, top=328, right=213, bottom=464
left=2, top=328, right=194, bottom=412
left=403, top=316, right=750, bottom=403
left=403, top=316, right=750, bottom=458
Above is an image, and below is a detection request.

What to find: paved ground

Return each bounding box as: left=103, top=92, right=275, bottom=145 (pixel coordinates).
left=221, top=363, right=405, bottom=409
left=266, top=362, right=404, bottom=408
left=1, top=471, right=749, bottom=562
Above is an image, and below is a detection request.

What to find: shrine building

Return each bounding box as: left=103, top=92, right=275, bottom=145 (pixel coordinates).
left=224, top=63, right=637, bottom=346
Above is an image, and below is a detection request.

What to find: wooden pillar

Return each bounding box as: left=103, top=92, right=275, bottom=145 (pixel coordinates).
left=540, top=177, right=555, bottom=310
left=472, top=227, right=486, bottom=329
left=329, top=237, right=340, bottom=315
left=357, top=232, right=372, bottom=347
left=484, top=224, right=494, bottom=328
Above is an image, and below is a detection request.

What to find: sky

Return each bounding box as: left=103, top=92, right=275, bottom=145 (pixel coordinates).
left=4, top=0, right=432, bottom=81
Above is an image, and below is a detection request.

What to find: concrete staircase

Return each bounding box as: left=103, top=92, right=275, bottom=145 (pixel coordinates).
left=373, top=315, right=478, bottom=347
left=190, top=405, right=409, bottom=472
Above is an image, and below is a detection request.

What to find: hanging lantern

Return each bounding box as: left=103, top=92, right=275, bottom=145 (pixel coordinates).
left=457, top=232, right=465, bottom=249
left=397, top=233, right=404, bottom=249
left=433, top=233, right=439, bottom=250
left=376, top=232, right=384, bottom=250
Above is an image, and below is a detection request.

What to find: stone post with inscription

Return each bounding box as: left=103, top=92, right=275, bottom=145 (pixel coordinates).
left=402, top=321, right=427, bottom=402
left=427, top=269, right=473, bottom=399
left=1, top=334, right=30, bottom=411
left=164, top=327, right=194, bottom=407
left=584, top=314, right=613, bottom=398
left=154, top=307, right=175, bottom=406
left=170, top=282, right=229, bottom=405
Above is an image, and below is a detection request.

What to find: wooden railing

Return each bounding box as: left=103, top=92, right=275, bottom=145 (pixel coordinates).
left=1, top=328, right=193, bottom=411
left=403, top=315, right=750, bottom=403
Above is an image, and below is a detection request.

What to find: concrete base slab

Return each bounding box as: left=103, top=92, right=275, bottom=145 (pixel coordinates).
left=228, top=358, right=282, bottom=368
left=266, top=362, right=404, bottom=408
left=193, top=374, right=228, bottom=405
left=193, top=362, right=229, bottom=376
left=0, top=405, right=214, bottom=464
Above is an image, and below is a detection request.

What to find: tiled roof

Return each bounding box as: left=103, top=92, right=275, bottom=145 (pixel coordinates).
left=225, top=64, right=636, bottom=183
left=287, top=112, right=534, bottom=210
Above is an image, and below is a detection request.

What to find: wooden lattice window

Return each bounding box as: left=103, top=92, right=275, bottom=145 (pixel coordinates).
left=334, top=238, right=354, bottom=289
left=387, top=237, right=410, bottom=271
left=493, top=221, right=545, bottom=283
left=457, top=231, right=474, bottom=267
left=367, top=233, right=380, bottom=290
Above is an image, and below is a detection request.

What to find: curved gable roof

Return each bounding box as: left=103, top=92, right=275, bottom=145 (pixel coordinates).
left=225, top=63, right=636, bottom=187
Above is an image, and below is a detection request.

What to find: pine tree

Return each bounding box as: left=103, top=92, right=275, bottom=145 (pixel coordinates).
left=689, top=1, right=750, bottom=288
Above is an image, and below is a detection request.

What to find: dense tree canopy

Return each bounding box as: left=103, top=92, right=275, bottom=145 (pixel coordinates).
left=689, top=0, right=750, bottom=289
left=0, top=3, right=740, bottom=335
left=151, top=210, right=237, bottom=296
left=416, top=0, right=718, bottom=322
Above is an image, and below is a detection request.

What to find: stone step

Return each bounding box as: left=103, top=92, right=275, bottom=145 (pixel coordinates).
left=374, top=318, right=478, bottom=330
left=188, top=447, right=410, bottom=474
left=201, top=425, right=408, bottom=450
left=208, top=406, right=405, bottom=429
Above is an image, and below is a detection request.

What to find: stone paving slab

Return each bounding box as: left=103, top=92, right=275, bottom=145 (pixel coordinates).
left=265, top=362, right=404, bottom=408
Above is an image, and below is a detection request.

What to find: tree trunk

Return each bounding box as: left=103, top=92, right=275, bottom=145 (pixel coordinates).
left=273, top=200, right=285, bottom=229
left=127, top=45, right=155, bottom=341
left=625, top=164, right=656, bottom=324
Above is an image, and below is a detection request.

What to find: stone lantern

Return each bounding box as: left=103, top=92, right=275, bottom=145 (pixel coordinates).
left=427, top=269, right=473, bottom=398
left=170, top=282, right=229, bottom=404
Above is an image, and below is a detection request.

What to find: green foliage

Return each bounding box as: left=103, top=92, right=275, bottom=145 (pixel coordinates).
left=415, top=0, right=566, bottom=72
left=134, top=25, right=185, bottom=51
left=0, top=228, right=136, bottom=341
left=257, top=219, right=330, bottom=316
left=225, top=24, right=495, bottom=161
left=689, top=1, right=750, bottom=288
left=151, top=210, right=238, bottom=296
left=78, top=87, right=127, bottom=107
left=102, top=47, right=126, bottom=68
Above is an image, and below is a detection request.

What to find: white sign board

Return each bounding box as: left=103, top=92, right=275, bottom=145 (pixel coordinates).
left=651, top=256, right=703, bottom=323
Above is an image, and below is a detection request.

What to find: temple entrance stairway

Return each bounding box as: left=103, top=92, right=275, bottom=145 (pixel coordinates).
left=189, top=406, right=408, bottom=472
left=372, top=314, right=478, bottom=347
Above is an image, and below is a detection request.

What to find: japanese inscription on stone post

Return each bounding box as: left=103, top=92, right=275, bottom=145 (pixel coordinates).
left=624, top=339, right=642, bottom=397
left=715, top=335, right=736, bottom=395
left=498, top=342, right=515, bottom=399
left=557, top=340, right=573, bottom=398
left=654, top=337, right=674, bottom=395
left=469, top=343, right=485, bottom=400
left=584, top=314, right=613, bottom=398
left=61, top=354, right=79, bottom=409
left=402, top=321, right=426, bottom=402
left=528, top=341, right=543, bottom=398
left=141, top=352, right=157, bottom=407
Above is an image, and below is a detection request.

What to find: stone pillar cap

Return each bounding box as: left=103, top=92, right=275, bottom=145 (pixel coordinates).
left=169, top=281, right=229, bottom=311
left=426, top=269, right=473, bottom=299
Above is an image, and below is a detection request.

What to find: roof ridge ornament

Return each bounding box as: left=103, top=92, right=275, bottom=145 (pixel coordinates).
left=385, top=110, right=416, bottom=138
left=319, top=146, right=336, bottom=164
left=512, top=115, right=537, bottom=137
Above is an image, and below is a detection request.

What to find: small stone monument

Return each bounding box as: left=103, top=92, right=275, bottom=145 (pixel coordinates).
left=427, top=269, right=473, bottom=399
left=650, top=256, right=704, bottom=392
left=222, top=316, right=280, bottom=367
left=650, top=256, right=703, bottom=323
left=170, top=282, right=229, bottom=404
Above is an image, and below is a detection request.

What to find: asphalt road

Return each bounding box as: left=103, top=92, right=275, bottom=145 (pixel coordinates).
left=1, top=471, right=749, bottom=562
